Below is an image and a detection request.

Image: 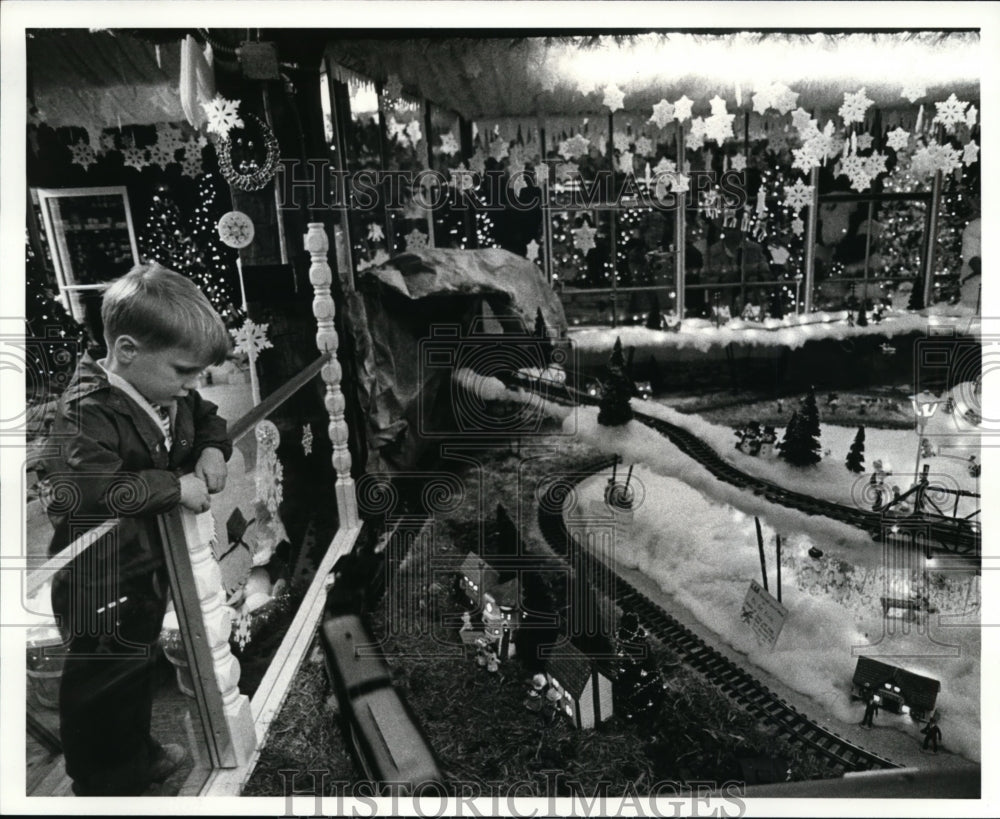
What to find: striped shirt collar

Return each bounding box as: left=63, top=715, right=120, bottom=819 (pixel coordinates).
left=97, top=358, right=174, bottom=446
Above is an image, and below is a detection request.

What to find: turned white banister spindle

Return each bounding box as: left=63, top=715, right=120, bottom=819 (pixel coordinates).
left=305, top=222, right=359, bottom=529
left=178, top=508, right=256, bottom=765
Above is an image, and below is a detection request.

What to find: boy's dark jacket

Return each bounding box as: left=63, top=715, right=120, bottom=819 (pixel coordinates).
left=38, top=352, right=232, bottom=582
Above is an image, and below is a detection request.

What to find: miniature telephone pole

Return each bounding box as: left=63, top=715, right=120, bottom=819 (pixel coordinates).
left=775, top=533, right=782, bottom=603
left=754, top=516, right=768, bottom=592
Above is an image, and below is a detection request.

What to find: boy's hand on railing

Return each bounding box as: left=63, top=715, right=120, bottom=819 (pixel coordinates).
left=180, top=474, right=211, bottom=513
left=194, top=447, right=228, bottom=494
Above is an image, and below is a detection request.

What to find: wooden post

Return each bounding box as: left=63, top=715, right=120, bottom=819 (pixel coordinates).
left=754, top=516, right=768, bottom=592
left=158, top=508, right=256, bottom=767
left=775, top=533, right=782, bottom=603
left=608, top=112, right=618, bottom=328
left=803, top=167, right=819, bottom=314
left=305, top=222, right=359, bottom=528
left=675, top=121, right=686, bottom=320
left=923, top=169, right=943, bottom=307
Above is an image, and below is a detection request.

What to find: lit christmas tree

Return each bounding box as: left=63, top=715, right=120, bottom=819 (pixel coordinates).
left=597, top=337, right=634, bottom=426
left=613, top=610, right=666, bottom=725
left=189, top=172, right=242, bottom=322
left=139, top=186, right=199, bottom=272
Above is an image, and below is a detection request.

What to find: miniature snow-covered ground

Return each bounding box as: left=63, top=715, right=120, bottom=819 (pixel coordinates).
left=565, top=407, right=980, bottom=764
left=645, top=384, right=981, bottom=517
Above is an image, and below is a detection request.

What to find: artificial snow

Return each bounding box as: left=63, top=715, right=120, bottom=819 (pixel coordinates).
left=568, top=312, right=980, bottom=355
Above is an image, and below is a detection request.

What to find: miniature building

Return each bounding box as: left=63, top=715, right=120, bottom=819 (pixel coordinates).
left=482, top=577, right=521, bottom=659
left=545, top=641, right=613, bottom=729
left=457, top=553, right=499, bottom=609
left=851, top=657, right=940, bottom=719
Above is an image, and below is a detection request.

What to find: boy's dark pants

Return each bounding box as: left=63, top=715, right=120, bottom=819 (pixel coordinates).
left=51, top=566, right=168, bottom=796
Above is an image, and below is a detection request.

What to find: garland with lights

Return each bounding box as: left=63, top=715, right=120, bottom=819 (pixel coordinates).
left=216, top=113, right=280, bottom=192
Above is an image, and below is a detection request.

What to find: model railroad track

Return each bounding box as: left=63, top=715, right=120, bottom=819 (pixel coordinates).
left=511, top=372, right=979, bottom=557
left=534, top=457, right=901, bottom=775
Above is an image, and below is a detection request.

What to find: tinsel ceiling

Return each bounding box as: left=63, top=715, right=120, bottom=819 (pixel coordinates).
left=325, top=31, right=980, bottom=119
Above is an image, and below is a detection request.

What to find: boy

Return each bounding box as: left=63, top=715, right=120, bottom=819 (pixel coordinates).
left=38, top=263, right=233, bottom=795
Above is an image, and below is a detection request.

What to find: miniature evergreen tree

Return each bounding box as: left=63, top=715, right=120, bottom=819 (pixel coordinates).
left=845, top=425, right=866, bottom=473
left=598, top=337, right=634, bottom=426
left=801, top=386, right=821, bottom=442
left=907, top=279, right=925, bottom=311
left=777, top=411, right=799, bottom=460
left=779, top=409, right=822, bottom=466
left=614, top=611, right=666, bottom=724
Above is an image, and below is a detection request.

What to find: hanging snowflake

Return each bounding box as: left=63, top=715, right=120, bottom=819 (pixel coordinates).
left=233, top=609, right=252, bottom=651
left=617, top=150, right=635, bottom=174
left=526, top=239, right=540, bottom=262
left=612, top=131, right=630, bottom=154
left=783, top=179, right=814, bottom=214
left=558, top=133, right=590, bottom=161
left=839, top=88, right=874, bottom=125
left=685, top=129, right=705, bottom=151
left=672, top=95, right=694, bottom=122
left=603, top=83, right=625, bottom=113
left=864, top=151, right=888, bottom=179
left=649, top=99, right=675, bottom=128
left=654, top=174, right=675, bottom=202
left=556, top=162, right=579, bottom=182
left=121, top=145, right=148, bottom=171
left=771, top=84, right=799, bottom=115
left=147, top=140, right=176, bottom=171
left=855, top=133, right=874, bottom=151
left=791, top=217, right=805, bottom=237
left=302, top=424, right=314, bottom=456
left=230, top=318, right=273, bottom=358
left=405, top=228, right=428, bottom=251
left=469, top=148, right=487, bottom=176
left=154, top=122, right=185, bottom=155
left=792, top=145, right=820, bottom=174
left=965, top=105, right=978, bottom=129
left=751, top=84, right=775, bottom=114
left=217, top=211, right=255, bottom=249
left=98, top=131, right=117, bottom=155
left=704, top=112, right=735, bottom=144
left=489, top=137, right=509, bottom=162
left=510, top=169, right=528, bottom=196
left=367, top=222, right=385, bottom=243
left=962, top=140, right=980, bottom=166
left=633, top=136, right=653, bottom=157
left=439, top=132, right=459, bottom=156
left=900, top=83, right=926, bottom=104
left=910, top=142, right=961, bottom=177
left=790, top=108, right=815, bottom=133
left=180, top=147, right=203, bottom=178
left=201, top=94, right=244, bottom=139
left=449, top=165, right=475, bottom=192
left=572, top=223, right=597, bottom=254
left=672, top=173, right=691, bottom=193
left=886, top=127, right=911, bottom=152
left=933, top=93, right=969, bottom=130
left=766, top=130, right=790, bottom=154
left=405, top=119, right=423, bottom=147
left=69, top=139, right=97, bottom=171
left=730, top=154, right=747, bottom=172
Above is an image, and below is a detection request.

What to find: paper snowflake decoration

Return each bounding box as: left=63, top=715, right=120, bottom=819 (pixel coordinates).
left=966, top=105, right=978, bottom=128
left=672, top=95, right=694, bottom=122
left=654, top=156, right=677, bottom=176
left=98, top=131, right=117, bottom=155
left=147, top=140, right=176, bottom=171
left=559, top=133, right=591, bottom=160
left=839, top=88, right=874, bottom=125
left=634, top=136, right=653, bottom=157
left=783, top=179, right=814, bottom=213
left=383, top=73, right=403, bottom=104
left=180, top=148, right=203, bottom=178
left=231, top=319, right=273, bottom=358
left=201, top=94, right=244, bottom=138
left=69, top=139, right=97, bottom=171
left=572, top=223, right=597, bottom=254
left=603, top=83, right=625, bottom=113
left=704, top=112, right=735, bottom=144
left=488, top=138, right=508, bottom=162
left=439, top=132, right=459, bottom=156
left=526, top=239, right=540, bottom=262
left=910, top=141, right=961, bottom=177
left=886, top=127, right=911, bottom=152
left=405, top=228, right=428, bottom=251
left=685, top=129, right=705, bottom=151
left=792, top=145, right=821, bottom=174
left=217, top=211, right=255, bottom=249
left=449, top=165, right=475, bottom=192
left=617, top=150, right=635, bottom=174
left=510, top=171, right=528, bottom=197
left=155, top=122, right=185, bottom=154
left=301, top=424, right=313, bottom=456
left=771, top=84, right=799, bottom=115
left=469, top=149, right=487, bottom=177
left=766, top=130, right=790, bottom=155
left=368, top=222, right=385, bottom=243
left=791, top=217, right=805, bottom=237
left=708, top=95, right=729, bottom=117
left=612, top=131, right=630, bottom=154
left=963, top=140, right=980, bottom=166
left=855, top=133, right=873, bottom=151
left=864, top=151, right=888, bottom=179
left=901, top=83, right=925, bottom=104
left=730, top=154, right=747, bottom=172
left=121, top=145, right=148, bottom=171
left=654, top=174, right=675, bottom=202
left=790, top=108, right=815, bottom=133
left=751, top=83, right=773, bottom=114
left=840, top=153, right=866, bottom=179
left=672, top=173, right=691, bottom=193
left=933, top=93, right=969, bottom=130
left=650, top=99, right=675, bottom=128
left=556, top=162, right=580, bottom=182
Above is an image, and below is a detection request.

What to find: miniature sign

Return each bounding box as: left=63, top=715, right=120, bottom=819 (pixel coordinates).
left=740, top=579, right=788, bottom=649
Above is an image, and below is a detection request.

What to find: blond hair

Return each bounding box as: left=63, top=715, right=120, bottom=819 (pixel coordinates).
left=101, top=262, right=231, bottom=364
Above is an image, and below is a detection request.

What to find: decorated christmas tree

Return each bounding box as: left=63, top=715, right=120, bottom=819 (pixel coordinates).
left=778, top=408, right=822, bottom=466
left=613, top=610, right=666, bottom=725
left=188, top=172, right=242, bottom=323
left=598, top=337, right=634, bottom=426
left=845, top=425, right=866, bottom=473
left=139, top=186, right=200, bottom=272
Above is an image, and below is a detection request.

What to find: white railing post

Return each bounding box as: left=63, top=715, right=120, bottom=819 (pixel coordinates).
left=160, top=508, right=256, bottom=768
left=305, top=222, right=359, bottom=529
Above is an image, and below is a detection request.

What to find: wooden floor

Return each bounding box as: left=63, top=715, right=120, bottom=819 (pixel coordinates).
left=26, top=657, right=213, bottom=797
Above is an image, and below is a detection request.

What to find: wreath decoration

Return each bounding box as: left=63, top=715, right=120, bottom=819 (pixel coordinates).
left=215, top=112, right=280, bottom=191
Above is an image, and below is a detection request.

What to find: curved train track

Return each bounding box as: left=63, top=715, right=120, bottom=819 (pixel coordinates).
left=513, top=373, right=979, bottom=557
left=535, top=455, right=901, bottom=775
